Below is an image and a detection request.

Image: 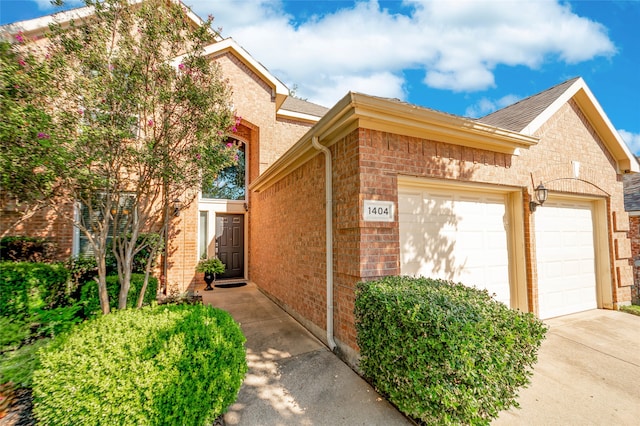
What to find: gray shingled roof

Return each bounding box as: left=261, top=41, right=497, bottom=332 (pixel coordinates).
left=477, top=77, right=580, bottom=132
left=624, top=170, right=640, bottom=212
left=281, top=97, right=329, bottom=118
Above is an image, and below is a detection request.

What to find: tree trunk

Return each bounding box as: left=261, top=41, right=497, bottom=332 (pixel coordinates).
left=96, top=253, right=110, bottom=315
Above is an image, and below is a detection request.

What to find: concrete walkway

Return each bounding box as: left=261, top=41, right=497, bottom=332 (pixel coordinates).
left=201, top=282, right=410, bottom=426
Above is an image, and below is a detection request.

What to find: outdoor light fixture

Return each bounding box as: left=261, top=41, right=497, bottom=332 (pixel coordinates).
left=173, top=198, right=182, bottom=217
left=529, top=183, right=548, bottom=212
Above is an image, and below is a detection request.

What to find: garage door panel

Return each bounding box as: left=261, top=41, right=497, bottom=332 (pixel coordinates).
left=399, top=188, right=510, bottom=307
left=536, top=200, right=597, bottom=319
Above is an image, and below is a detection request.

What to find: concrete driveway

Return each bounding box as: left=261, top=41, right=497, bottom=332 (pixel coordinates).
left=494, top=309, right=640, bottom=425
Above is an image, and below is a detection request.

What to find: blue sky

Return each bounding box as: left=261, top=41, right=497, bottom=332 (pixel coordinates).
left=2, top=0, right=639, bottom=152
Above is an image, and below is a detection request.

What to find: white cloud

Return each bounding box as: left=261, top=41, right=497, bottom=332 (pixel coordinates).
left=619, top=130, right=640, bottom=156
left=33, top=0, right=83, bottom=10
left=465, top=94, right=521, bottom=118
left=186, top=0, right=616, bottom=107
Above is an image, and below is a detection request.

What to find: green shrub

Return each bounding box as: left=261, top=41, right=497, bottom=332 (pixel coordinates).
left=355, top=276, right=547, bottom=425
left=0, top=262, right=70, bottom=318
left=0, top=236, right=56, bottom=262
left=65, top=255, right=98, bottom=291
left=80, top=273, right=158, bottom=316
left=0, top=317, right=30, bottom=351
left=0, top=338, right=51, bottom=388
left=33, top=303, right=247, bottom=425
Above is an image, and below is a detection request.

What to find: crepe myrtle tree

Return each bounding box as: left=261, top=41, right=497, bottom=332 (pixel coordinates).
left=0, top=38, right=65, bottom=205
left=19, top=0, right=238, bottom=314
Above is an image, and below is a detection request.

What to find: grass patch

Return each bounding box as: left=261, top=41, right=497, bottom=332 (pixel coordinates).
left=620, top=305, right=640, bottom=316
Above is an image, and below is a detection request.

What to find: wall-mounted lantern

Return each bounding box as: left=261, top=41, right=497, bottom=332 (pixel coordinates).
left=173, top=198, right=182, bottom=217
left=529, top=183, right=548, bottom=212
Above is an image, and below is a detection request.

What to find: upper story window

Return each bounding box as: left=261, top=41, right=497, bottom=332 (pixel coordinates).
left=202, top=142, right=246, bottom=201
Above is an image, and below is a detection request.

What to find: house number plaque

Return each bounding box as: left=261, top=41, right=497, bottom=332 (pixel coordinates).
left=363, top=200, right=395, bottom=222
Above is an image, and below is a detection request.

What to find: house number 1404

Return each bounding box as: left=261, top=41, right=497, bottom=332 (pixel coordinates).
left=363, top=200, right=395, bottom=222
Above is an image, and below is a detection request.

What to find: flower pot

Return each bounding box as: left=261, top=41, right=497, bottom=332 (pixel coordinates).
left=204, top=273, right=215, bottom=291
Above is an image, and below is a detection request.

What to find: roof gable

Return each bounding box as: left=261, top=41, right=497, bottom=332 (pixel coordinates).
left=479, top=77, right=639, bottom=173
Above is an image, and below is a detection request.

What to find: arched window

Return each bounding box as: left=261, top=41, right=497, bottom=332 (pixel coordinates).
left=202, top=142, right=245, bottom=200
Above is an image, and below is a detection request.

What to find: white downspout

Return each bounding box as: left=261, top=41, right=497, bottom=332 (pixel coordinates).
left=311, top=136, right=337, bottom=352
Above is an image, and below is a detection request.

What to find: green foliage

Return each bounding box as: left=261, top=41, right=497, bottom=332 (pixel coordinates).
left=195, top=257, right=226, bottom=275
left=355, top=276, right=547, bottom=425
left=0, top=338, right=51, bottom=388
left=0, top=236, right=56, bottom=263
left=0, top=38, right=63, bottom=202
left=620, top=304, right=640, bottom=316
left=33, top=303, right=247, bottom=424
left=0, top=317, right=30, bottom=351
left=0, top=262, right=69, bottom=318
left=80, top=273, right=158, bottom=316
left=65, top=255, right=98, bottom=288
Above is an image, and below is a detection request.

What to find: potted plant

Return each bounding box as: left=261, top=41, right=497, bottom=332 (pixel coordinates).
left=196, top=257, right=226, bottom=291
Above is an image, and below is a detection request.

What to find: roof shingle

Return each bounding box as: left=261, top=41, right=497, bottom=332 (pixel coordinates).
left=477, top=77, right=580, bottom=132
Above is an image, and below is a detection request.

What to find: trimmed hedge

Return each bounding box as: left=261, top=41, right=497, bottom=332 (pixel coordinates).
left=0, top=236, right=55, bottom=263
left=80, top=273, right=158, bottom=316
left=0, top=262, right=70, bottom=318
left=355, top=276, right=547, bottom=425
left=33, top=303, right=247, bottom=425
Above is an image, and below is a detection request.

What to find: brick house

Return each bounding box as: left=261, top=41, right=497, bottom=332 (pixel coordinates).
left=1, top=3, right=327, bottom=293
left=623, top=172, right=640, bottom=304
left=249, top=78, right=638, bottom=364
left=2, top=4, right=637, bottom=366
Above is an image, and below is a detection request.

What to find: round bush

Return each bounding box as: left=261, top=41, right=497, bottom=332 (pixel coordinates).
left=355, top=276, right=547, bottom=425
left=32, top=303, right=247, bottom=425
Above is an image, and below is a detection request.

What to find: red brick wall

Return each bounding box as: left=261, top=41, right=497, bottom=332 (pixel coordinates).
left=1, top=202, right=75, bottom=260
left=250, top=155, right=328, bottom=330
left=629, top=215, right=640, bottom=303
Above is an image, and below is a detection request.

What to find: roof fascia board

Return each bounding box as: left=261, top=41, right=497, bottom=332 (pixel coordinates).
left=252, top=93, right=538, bottom=192
left=251, top=93, right=355, bottom=192
left=522, top=77, right=639, bottom=173
left=199, top=38, right=289, bottom=109
left=350, top=94, right=538, bottom=154
left=277, top=109, right=322, bottom=123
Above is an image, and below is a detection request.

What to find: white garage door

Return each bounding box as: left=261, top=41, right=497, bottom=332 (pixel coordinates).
left=398, top=187, right=511, bottom=306
left=535, top=200, right=597, bottom=319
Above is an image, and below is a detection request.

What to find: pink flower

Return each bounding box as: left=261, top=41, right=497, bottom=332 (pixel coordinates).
left=15, top=33, right=24, bottom=43
left=37, top=132, right=50, bottom=139
left=232, top=126, right=237, bottom=133
left=78, top=109, right=84, bottom=115
left=147, top=119, right=154, bottom=127
left=196, top=154, right=201, bottom=160
left=217, top=130, right=223, bottom=136
left=178, top=63, right=185, bottom=70
left=18, top=58, right=26, bottom=66
left=234, top=154, right=239, bottom=162
left=226, top=142, right=233, bottom=148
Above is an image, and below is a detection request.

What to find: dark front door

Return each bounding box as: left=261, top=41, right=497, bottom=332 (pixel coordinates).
left=216, top=214, right=244, bottom=279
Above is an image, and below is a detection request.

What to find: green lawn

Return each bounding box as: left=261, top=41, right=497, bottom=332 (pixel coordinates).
left=620, top=304, right=640, bottom=317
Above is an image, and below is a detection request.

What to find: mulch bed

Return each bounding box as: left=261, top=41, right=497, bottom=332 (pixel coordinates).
left=0, top=389, right=34, bottom=426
